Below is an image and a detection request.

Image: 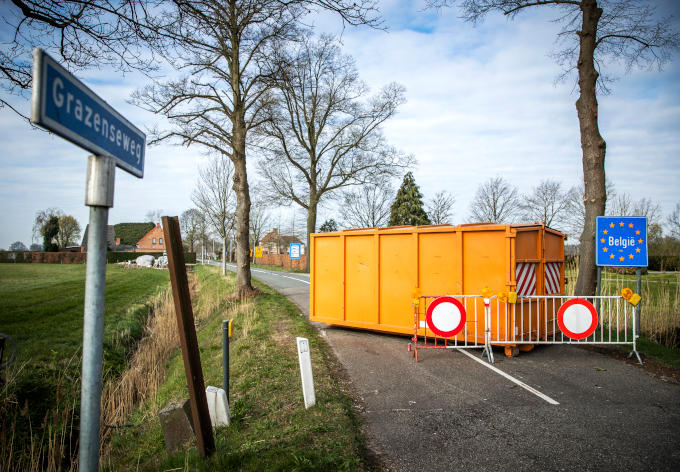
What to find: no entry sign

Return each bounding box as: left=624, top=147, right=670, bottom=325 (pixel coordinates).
left=425, top=296, right=467, bottom=338
left=557, top=299, right=598, bottom=340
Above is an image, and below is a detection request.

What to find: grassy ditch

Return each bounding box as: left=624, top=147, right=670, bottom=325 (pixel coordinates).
left=0, top=263, right=170, bottom=471
left=106, top=265, right=366, bottom=471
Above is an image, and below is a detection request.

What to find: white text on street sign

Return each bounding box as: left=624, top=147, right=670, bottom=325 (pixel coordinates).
left=31, top=49, right=146, bottom=178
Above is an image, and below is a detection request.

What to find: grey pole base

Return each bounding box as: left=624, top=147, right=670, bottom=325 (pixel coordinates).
left=79, top=155, right=114, bottom=472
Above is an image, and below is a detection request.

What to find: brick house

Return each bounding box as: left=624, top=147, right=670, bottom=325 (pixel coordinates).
left=260, top=228, right=303, bottom=255
left=136, top=223, right=166, bottom=252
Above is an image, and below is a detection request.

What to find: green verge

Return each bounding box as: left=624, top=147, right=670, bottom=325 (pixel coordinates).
left=565, top=269, right=680, bottom=366
left=251, top=262, right=307, bottom=274
left=0, top=263, right=169, bottom=468
left=106, top=265, right=366, bottom=471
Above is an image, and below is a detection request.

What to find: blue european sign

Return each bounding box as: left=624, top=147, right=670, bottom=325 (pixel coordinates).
left=289, top=242, right=302, bottom=259
left=31, top=49, right=145, bottom=178
left=595, top=216, right=648, bottom=267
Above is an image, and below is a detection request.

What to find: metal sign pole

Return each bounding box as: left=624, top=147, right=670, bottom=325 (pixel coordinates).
left=636, top=268, right=642, bottom=337
left=80, top=155, right=115, bottom=472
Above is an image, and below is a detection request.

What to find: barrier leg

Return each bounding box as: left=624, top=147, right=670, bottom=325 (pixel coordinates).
left=628, top=333, right=643, bottom=365
left=482, top=300, right=494, bottom=364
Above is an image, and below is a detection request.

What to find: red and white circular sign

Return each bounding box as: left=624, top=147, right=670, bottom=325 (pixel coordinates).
left=425, top=296, right=466, bottom=338
left=557, top=298, right=598, bottom=340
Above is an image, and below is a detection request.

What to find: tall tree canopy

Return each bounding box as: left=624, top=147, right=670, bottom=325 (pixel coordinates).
left=258, top=34, right=412, bottom=269
left=428, top=0, right=679, bottom=295
left=389, top=172, right=431, bottom=226
left=0, top=0, right=162, bottom=119
left=133, top=1, right=381, bottom=296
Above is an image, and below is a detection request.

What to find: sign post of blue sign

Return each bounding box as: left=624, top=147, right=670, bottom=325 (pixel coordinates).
left=595, top=216, right=648, bottom=267
left=31, top=49, right=145, bottom=177
left=289, top=242, right=302, bottom=259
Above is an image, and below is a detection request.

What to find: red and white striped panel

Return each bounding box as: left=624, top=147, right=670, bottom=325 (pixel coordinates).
left=515, top=263, right=536, bottom=297
left=544, top=262, right=561, bottom=295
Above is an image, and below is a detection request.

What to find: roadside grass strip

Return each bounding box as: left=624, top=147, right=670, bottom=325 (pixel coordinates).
left=106, top=265, right=367, bottom=471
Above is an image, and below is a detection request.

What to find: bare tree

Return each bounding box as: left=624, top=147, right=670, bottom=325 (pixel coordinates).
left=192, top=154, right=236, bottom=276
left=428, top=0, right=679, bottom=295
left=180, top=208, right=203, bottom=252
left=9, top=241, right=27, bottom=251
left=56, top=215, right=82, bottom=249
left=340, top=179, right=394, bottom=228
left=426, top=190, right=455, bottom=225
left=667, top=203, right=680, bottom=239
left=249, top=191, right=271, bottom=249
left=520, top=179, right=571, bottom=230
left=132, top=1, right=380, bottom=297
left=145, top=209, right=164, bottom=224
left=469, top=177, right=519, bottom=223
left=0, top=0, right=163, bottom=119
left=32, top=207, right=63, bottom=242
left=258, top=34, right=412, bottom=269
left=565, top=178, right=615, bottom=240
left=608, top=193, right=661, bottom=224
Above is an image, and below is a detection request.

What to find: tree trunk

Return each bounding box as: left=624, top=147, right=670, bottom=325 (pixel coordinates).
left=305, top=197, right=318, bottom=273
left=222, top=235, right=227, bottom=276
left=232, top=122, right=255, bottom=298
left=574, top=0, right=606, bottom=296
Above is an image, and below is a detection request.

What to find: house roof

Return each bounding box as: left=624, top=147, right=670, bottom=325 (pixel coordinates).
left=137, top=223, right=164, bottom=245
left=261, top=228, right=302, bottom=246
left=81, top=225, right=116, bottom=250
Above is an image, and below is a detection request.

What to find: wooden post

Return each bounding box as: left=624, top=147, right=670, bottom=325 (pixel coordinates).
left=162, top=216, right=215, bottom=458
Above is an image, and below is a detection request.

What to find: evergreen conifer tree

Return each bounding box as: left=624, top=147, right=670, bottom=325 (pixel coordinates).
left=389, top=172, right=431, bottom=226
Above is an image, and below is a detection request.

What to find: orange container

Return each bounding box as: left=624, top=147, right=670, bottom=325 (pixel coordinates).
left=309, top=224, right=565, bottom=341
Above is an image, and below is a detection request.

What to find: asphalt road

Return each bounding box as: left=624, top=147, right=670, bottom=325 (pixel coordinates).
left=213, top=262, right=680, bottom=471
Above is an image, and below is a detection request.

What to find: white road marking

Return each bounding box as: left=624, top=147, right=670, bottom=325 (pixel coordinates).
left=457, top=349, right=560, bottom=406
left=222, top=263, right=311, bottom=285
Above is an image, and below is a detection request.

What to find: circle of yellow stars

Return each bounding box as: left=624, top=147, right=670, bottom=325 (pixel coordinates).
left=600, top=220, right=644, bottom=262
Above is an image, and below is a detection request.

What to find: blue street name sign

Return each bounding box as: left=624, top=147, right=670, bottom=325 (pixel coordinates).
left=595, top=216, right=648, bottom=267
left=31, top=49, right=145, bottom=178
left=289, top=242, right=302, bottom=259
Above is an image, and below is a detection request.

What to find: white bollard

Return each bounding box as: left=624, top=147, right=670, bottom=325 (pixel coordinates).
left=205, top=386, right=230, bottom=427
left=296, top=337, right=316, bottom=409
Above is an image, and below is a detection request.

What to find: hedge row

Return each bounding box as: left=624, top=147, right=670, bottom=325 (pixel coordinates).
left=0, top=251, right=196, bottom=264
left=649, top=255, right=680, bottom=272
left=107, top=251, right=196, bottom=264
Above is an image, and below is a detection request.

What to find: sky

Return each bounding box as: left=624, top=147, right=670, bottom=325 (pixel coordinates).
left=1, top=0, right=679, bottom=249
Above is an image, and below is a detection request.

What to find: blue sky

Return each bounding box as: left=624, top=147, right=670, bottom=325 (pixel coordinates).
left=1, top=0, right=679, bottom=248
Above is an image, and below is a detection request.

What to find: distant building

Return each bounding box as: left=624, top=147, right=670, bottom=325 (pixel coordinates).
left=260, top=228, right=303, bottom=255
left=136, top=223, right=166, bottom=252
left=81, top=225, right=116, bottom=252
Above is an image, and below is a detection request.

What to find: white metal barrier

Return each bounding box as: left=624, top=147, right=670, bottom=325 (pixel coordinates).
left=411, top=294, right=642, bottom=364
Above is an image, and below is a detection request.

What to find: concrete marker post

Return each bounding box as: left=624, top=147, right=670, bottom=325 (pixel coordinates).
left=80, top=155, right=115, bottom=472
left=296, top=337, right=316, bottom=409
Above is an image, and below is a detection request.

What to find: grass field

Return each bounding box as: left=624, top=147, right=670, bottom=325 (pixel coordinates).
left=105, top=265, right=367, bottom=471
left=0, top=263, right=170, bottom=470
left=565, top=266, right=680, bottom=364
